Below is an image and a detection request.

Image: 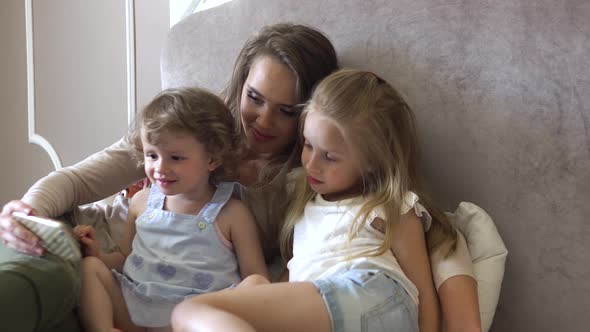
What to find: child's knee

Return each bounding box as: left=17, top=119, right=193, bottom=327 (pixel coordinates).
left=239, top=274, right=270, bottom=288
left=171, top=297, right=210, bottom=329
left=80, top=256, right=107, bottom=274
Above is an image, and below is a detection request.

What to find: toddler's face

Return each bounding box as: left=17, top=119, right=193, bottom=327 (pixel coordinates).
left=301, top=111, right=363, bottom=201
left=141, top=129, right=218, bottom=197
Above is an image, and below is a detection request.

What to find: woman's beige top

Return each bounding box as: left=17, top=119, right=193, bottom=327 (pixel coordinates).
left=22, top=139, right=144, bottom=218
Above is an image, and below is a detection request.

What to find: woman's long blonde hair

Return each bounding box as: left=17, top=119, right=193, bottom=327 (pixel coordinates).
left=280, top=69, right=457, bottom=260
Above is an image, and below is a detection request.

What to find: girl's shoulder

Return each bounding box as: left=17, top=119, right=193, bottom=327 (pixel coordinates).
left=128, top=187, right=150, bottom=217
left=217, top=197, right=254, bottom=223
left=371, top=191, right=432, bottom=230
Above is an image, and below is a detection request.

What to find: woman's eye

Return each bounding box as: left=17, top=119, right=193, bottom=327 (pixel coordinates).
left=247, top=91, right=263, bottom=105
left=280, top=107, right=299, bottom=118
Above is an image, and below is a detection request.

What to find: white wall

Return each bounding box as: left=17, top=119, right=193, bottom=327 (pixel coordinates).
left=0, top=0, right=169, bottom=204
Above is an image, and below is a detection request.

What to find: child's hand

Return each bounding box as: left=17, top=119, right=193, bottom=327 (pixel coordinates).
left=73, top=225, right=101, bottom=257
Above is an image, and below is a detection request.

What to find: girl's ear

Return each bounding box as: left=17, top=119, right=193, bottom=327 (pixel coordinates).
left=208, top=155, right=222, bottom=171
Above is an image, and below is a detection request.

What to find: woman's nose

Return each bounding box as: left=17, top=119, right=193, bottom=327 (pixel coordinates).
left=256, top=105, right=273, bottom=129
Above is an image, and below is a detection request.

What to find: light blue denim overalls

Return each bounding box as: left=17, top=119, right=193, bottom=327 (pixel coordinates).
left=113, top=182, right=241, bottom=327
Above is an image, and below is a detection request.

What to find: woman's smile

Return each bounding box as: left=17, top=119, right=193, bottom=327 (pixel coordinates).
left=251, top=127, right=275, bottom=143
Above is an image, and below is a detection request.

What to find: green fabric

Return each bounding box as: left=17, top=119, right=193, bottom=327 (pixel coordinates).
left=0, top=243, right=81, bottom=332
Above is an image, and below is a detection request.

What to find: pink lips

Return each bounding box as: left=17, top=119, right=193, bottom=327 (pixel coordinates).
left=251, top=127, right=274, bottom=143
left=307, top=175, right=322, bottom=185
left=155, top=179, right=176, bottom=188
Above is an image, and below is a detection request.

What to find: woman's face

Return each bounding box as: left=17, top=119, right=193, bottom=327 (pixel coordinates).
left=239, top=56, right=299, bottom=158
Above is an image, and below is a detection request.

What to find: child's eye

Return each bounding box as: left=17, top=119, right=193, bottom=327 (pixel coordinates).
left=303, top=140, right=312, bottom=149
left=145, top=153, right=157, bottom=160
left=325, top=153, right=336, bottom=162
left=171, top=155, right=186, bottom=161
left=247, top=91, right=263, bottom=105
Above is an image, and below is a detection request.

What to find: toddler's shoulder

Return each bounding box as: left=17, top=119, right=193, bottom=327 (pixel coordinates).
left=128, top=187, right=150, bottom=216
left=217, top=197, right=255, bottom=222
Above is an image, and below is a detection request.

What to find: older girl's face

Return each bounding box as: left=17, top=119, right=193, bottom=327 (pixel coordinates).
left=239, top=56, right=299, bottom=158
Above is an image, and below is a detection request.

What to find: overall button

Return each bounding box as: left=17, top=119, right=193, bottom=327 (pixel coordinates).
left=198, top=221, right=206, bottom=230
left=148, top=212, right=155, bottom=219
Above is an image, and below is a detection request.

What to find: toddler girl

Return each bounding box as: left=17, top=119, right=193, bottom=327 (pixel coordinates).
left=74, top=87, right=268, bottom=332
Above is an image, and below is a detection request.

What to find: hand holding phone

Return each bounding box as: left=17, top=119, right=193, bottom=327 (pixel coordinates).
left=11, top=212, right=81, bottom=261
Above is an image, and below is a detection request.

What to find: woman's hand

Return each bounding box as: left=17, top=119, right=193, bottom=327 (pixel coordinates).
left=73, top=225, right=101, bottom=258
left=0, top=200, right=44, bottom=256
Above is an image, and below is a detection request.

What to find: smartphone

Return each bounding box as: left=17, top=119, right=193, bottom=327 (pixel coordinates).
left=12, top=212, right=81, bottom=261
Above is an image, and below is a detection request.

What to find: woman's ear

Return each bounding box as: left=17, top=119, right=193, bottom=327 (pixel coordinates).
left=208, top=155, right=222, bottom=171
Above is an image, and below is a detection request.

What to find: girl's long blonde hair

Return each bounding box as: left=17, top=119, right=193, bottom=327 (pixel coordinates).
left=280, top=69, right=457, bottom=261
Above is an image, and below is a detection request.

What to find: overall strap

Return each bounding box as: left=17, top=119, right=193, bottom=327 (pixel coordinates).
left=198, top=182, right=238, bottom=224
left=146, top=184, right=165, bottom=210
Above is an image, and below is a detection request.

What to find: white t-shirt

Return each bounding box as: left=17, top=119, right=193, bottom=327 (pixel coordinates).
left=287, top=192, right=431, bottom=305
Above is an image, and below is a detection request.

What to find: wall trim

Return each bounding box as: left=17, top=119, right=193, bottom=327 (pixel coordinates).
left=126, top=0, right=136, bottom=125
left=25, top=0, right=62, bottom=169
left=24, top=0, right=137, bottom=170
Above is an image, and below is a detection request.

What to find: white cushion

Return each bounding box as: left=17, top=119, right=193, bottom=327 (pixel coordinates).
left=447, top=202, right=508, bottom=332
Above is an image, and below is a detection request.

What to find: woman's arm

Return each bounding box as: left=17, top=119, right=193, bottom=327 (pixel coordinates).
left=431, top=231, right=481, bottom=331
left=0, top=138, right=143, bottom=255
left=389, top=212, right=441, bottom=332
left=22, top=138, right=144, bottom=217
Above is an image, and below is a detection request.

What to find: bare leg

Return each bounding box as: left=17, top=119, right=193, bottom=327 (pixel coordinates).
left=79, top=257, right=144, bottom=332
left=235, top=274, right=270, bottom=288
left=171, top=281, right=331, bottom=332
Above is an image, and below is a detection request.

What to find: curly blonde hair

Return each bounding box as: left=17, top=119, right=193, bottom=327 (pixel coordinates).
left=126, top=87, right=241, bottom=184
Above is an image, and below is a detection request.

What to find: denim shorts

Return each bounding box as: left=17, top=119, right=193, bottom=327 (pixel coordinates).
left=313, top=269, right=418, bottom=332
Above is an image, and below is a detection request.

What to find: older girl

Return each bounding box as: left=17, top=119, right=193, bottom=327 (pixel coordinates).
left=172, top=69, right=456, bottom=332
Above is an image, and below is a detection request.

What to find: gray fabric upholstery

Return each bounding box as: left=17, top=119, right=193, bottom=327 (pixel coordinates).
left=161, top=1, right=590, bottom=330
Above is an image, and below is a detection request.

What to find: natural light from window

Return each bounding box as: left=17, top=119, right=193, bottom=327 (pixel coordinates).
left=169, top=0, right=234, bottom=27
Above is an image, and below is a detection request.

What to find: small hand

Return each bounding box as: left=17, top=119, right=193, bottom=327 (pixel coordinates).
left=0, top=200, right=44, bottom=256
left=73, top=225, right=101, bottom=257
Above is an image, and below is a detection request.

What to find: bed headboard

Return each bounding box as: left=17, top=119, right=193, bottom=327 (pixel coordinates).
left=161, top=1, right=590, bottom=330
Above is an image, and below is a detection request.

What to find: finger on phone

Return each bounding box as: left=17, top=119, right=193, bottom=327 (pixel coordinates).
left=0, top=217, right=39, bottom=245
left=2, top=232, right=44, bottom=256
left=13, top=223, right=40, bottom=244
left=1, top=200, right=36, bottom=217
